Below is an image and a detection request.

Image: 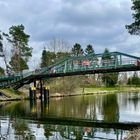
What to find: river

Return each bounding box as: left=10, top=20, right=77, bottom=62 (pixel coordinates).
left=0, top=92, right=140, bottom=139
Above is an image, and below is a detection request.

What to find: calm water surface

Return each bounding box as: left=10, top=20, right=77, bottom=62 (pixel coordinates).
left=0, top=92, right=140, bottom=139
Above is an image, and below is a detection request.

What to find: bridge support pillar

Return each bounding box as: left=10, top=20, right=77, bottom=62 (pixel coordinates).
left=44, top=87, right=50, bottom=102
left=34, top=80, right=36, bottom=87
left=40, top=79, right=43, bottom=100
left=29, top=87, right=36, bottom=100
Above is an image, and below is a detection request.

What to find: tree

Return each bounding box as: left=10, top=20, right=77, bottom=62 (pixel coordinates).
left=118, top=72, right=128, bottom=85
left=8, top=24, right=32, bottom=72
left=85, top=44, right=94, bottom=55
left=102, top=48, right=111, bottom=60
left=9, top=54, right=28, bottom=72
left=71, top=43, right=83, bottom=56
left=0, top=67, right=5, bottom=75
left=56, top=52, right=70, bottom=60
left=48, top=38, right=71, bottom=53
left=0, top=31, right=10, bottom=75
left=128, top=72, right=140, bottom=85
left=40, top=48, right=56, bottom=68
left=126, top=0, right=140, bottom=35
left=101, top=48, right=118, bottom=87
left=40, top=48, right=48, bottom=68
left=102, top=73, right=118, bottom=87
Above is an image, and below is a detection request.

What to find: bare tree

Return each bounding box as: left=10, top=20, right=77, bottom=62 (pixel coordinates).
left=0, top=32, right=11, bottom=75
left=47, top=37, right=71, bottom=53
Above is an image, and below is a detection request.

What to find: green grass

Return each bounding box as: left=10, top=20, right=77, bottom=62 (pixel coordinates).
left=0, top=88, right=28, bottom=100
left=78, top=86, right=140, bottom=94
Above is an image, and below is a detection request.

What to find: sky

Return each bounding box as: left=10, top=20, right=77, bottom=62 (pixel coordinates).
left=0, top=0, right=140, bottom=69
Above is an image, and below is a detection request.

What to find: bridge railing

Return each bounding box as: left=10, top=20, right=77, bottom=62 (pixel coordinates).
left=43, top=58, right=140, bottom=74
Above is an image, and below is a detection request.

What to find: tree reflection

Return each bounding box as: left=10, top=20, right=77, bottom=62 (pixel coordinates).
left=102, top=94, right=119, bottom=122
left=43, top=123, right=125, bottom=140
left=130, top=93, right=139, bottom=110
left=11, top=118, right=35, bottom=140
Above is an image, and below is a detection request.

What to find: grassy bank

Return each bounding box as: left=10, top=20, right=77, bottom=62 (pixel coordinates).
left=1, top=86, right=140, bottom=101
left=50, top=86, right=140, bottom=97
left=76, top=86, right=140, bottom=95
left=0, top=88, right=28, bottom=101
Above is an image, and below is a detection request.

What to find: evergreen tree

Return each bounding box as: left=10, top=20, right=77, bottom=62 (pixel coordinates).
left=40, top=48, right=56, bottom=68
left=9, top=54, right=28, bottom=72
left=85, top=44, right=94, bottom=55
left=8, top=24, right=32, bottom=72
left=128, top=72, right=140, bottom=85
left=102, top=48, right=111, bottom=60
left=126, top=0, right=140, bottom=35
left=40, top=48, right=48, bottom=68
left=71, top=43, right=83, bottom=56
left=101, top=48, right=118, bottom=87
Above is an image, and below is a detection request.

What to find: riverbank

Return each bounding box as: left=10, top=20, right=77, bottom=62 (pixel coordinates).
left=125, top=128, right=140, bottom=140
left=1, top=86, right=140, bottom=101
left=79, top=86, right=140, bottom=94
left=0, top=88, right=28, bottom=101
left=50, top=86, right=140, bottom=97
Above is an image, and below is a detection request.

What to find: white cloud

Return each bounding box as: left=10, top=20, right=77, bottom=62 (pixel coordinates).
left=1, top=0, right=140, bottom=69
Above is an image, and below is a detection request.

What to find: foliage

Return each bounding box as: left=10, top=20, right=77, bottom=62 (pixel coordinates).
left=8, top=24, right=32, bottom=72
left=85, top=44, right=94, bottom=55
left=102, top=48, right=111, bottom=60
left=127, top=72, right=140, bottom=85
left=101, top=48, right=118, bottom=87
left=126, top=0, right=140, bottom=35
left=40, top=48, right=70, bottom=68
left=40, top=49, right=56, bottom=68
left=9, top=54, right=28, bottom=72
left=49, top=76, right=85, bottom=94
left=71, top=43, right=83, bottom=56
left=0, top=67, right=5, bottom=75
left=102, top=73, right=119, bottom=87
left=56, top=52, right=70, bottom=60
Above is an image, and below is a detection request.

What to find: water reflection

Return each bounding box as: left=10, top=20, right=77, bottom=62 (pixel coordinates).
left=1, top=92, right=140, bottom=139
left=1, top=93, right=140, bottom=122
left=0, top=119, right=128, bottom=140
left=102, top=94, right=119, bottom=122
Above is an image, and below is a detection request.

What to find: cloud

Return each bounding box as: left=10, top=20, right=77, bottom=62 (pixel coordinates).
left=1, top=0, right=140, bottom=69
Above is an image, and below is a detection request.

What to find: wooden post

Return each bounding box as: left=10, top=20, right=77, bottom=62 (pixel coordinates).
left=40, top=79, right=43, bottom=100
left=44, top=87, right=50, bottom=101
left=34, top=80, right=36, bottom=87
left=29, top=87, right=32, bottom=100
left=29, top=87, right=36, bottom=100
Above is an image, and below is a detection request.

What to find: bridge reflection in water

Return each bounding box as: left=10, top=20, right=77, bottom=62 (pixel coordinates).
left=0, top=118, right=127, bottom=140
left=1, top=92, right=140, bottom=139
left=29, top=100, right=140, bottom=130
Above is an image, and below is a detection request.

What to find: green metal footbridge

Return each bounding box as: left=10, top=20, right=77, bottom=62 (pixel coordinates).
left=0, top=51, right=140, bottom=89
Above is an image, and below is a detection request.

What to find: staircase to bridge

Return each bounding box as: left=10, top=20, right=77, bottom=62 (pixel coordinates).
left=0, top=51, right=140, bottom=89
